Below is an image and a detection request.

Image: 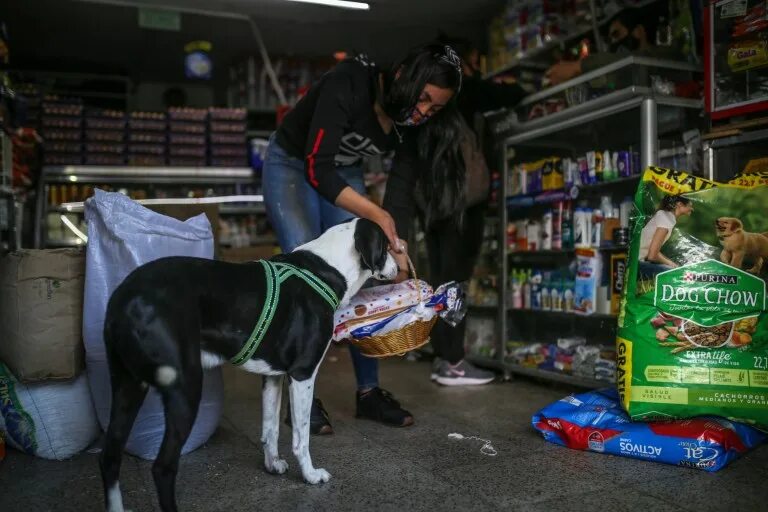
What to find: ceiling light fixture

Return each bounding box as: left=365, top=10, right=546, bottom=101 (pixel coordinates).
left=285, top=0, right=370, bottom=11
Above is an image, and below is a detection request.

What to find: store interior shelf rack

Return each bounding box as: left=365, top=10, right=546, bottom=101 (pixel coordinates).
left=483, top=0, right=663, bottom=79
left=34, top=165, right=263, bottom=248
left=471, top=61, right=704, bottom=388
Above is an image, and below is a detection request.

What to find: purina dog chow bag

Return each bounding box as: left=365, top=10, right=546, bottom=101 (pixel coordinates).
left=618, top=168, right=768, bottom=429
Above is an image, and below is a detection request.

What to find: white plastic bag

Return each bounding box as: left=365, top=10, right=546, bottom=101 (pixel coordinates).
left=83, top=189, right=223, bottom=460
left=0, top=363, right=100, bottom=460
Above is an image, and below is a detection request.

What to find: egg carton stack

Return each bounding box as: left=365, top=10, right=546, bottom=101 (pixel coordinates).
left=40, top=96, right=84, bottom=166
left=167, top=108, right=208, bottom=167
left=84, top=109, right=126, bottom=165
left=127, top=112, right=167, bottom=166
left=208, top=108, right=248, bottom=167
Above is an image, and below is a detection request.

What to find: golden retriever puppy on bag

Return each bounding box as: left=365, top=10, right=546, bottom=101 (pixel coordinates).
left=716, top=217, right=768, bottom=274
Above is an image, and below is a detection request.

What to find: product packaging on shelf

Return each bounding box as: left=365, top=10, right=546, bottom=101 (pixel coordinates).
left=574, top=248, right=600, bottom=315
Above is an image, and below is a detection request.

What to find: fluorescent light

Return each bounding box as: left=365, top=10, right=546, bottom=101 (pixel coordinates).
left=285, top=0, right=370, bottom=10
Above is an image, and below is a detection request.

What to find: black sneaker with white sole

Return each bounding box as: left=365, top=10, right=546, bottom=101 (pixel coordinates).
left=356, top=387, right=414, bottom=427
left=435, top=359, right=495, bottom=386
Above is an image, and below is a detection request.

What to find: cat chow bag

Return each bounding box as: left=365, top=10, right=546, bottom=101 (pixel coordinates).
left=618, top=167, right=768, bottom=429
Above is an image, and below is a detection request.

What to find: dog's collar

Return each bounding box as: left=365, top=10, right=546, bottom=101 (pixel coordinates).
left=230, top=260, right=339, bottom=366
left=717, top=233, right=733, bottom=239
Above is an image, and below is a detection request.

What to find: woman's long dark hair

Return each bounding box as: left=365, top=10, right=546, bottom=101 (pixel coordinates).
left=660, top=194, right=691, bottom=211
left=382, top=44, right=466, bottom=225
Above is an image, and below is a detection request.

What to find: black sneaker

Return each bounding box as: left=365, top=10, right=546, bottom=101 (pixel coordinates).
left=355, top=387, right=414, bottom=427
left=285, top=397, right=334, bottom=436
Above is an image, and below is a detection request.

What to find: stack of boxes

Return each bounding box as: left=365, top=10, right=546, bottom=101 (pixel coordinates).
left=168, top=108, right=208, bottom=167
left=127, top=111, right=166, bottom=166
left=33, top=91, right=247, bottom=168
left=208, top=108, right=247, bottom=167
left=84, top=108, right=125, bottom=165
left=40, top=96, right=83, bottom=165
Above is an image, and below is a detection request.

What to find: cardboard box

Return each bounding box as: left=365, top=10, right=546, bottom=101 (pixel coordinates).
left=0, top=249, right=85, bottom=382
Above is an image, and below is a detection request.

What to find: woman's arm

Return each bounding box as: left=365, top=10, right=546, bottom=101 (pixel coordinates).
left=335, top=188, right=399, bottom=249
left=301, top=71, right=401, bottom=249
left=646, top=228, right=677, bottom=267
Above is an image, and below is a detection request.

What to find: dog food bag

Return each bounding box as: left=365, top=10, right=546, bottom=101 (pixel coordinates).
left=618, top=167, right=768, bottom=429
left=533, top=388, right=766, bottom=472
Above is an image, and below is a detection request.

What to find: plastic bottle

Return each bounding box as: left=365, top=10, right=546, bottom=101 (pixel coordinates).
left=620, top=197, right=633, bottom=228
left=511, top=270, right=523, bottom=309
left=592, top=209, right=604, bottom=248
left=542, top=210, right=553, bottom=251
left=523, top=269, right=532, bottom=310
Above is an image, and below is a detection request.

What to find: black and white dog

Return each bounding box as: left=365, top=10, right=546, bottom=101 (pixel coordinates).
left=99, top=218, right=398, bottom=512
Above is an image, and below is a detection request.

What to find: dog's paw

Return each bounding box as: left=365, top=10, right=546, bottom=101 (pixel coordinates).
left=265, top=458, right=289, bottom=475
left=303, top=468, right=331, bottom=484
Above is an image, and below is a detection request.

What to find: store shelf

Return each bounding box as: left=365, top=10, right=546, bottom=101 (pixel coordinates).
left=483, top=25, right=594, bottom=79
left=506, top=86, right=702, bottom=146
left=507, top=176, right=641, bottom=207
left=42, top=166, right=255, bottom=184
left=506, top=190, right=569, bottom=207
left=219, top=204, right=266, bottom=215
left=706, top=127, right=768, bottom=150
left=484, top=15, right=696, bottom=79
left=466, top=354, right=608, bottom=389
left=503, top=363, right=607, bottom=389
left=508, top=245, right=628, bottom=258
left=507, top=308, right=616, bottom=321
left=468, top=304, right=499, bottom=314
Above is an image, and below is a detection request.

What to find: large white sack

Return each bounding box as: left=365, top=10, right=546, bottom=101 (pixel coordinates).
left=0, top=363, right=100, bottom=460
left=83, top=189, right=223, bottom=460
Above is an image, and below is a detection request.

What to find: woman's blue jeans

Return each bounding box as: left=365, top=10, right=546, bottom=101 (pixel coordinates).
left=262, top=135, right=379, bottom=391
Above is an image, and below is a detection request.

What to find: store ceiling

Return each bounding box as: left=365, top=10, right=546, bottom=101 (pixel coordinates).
left=9, top=0, right=502, bottom=82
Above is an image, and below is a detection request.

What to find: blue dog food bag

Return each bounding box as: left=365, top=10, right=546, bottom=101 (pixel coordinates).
left=532, top=388, right=765, bottom=471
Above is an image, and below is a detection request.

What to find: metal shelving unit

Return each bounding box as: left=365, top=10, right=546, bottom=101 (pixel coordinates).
left=703, top=127, right=768, bottom=183
left=34, top=165, right=268, bottom=249
left=469, top=59, right=704, bottom=387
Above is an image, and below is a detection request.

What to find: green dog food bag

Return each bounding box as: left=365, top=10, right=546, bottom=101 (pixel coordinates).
left=618, top=167, right=768, bottom=429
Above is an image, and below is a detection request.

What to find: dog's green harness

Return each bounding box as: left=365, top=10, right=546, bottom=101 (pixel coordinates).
left=230, top=260, right=340, bottom=366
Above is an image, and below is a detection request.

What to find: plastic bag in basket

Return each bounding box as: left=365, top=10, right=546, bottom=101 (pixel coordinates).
left=333, top=280, right=466, bottom=342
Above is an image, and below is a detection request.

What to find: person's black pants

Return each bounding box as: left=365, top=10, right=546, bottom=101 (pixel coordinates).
left=425, top=202, right=486, bottom=364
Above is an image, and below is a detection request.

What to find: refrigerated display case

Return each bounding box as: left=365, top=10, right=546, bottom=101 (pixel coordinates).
left=706, top=0, right=768, bottom=119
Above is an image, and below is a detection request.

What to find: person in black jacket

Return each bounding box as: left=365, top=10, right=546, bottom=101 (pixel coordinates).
left=385, top=35, right=528, bottom=386
left=263, top=45, right=465, bottom=434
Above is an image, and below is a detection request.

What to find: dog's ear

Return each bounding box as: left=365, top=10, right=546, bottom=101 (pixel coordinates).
left=733, top=219, right=744, bottom=231
left=354, top=218, right=389, bottom=273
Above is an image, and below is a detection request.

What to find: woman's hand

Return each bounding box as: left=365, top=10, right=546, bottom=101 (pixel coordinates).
left=390, top=239, right=410, bottom=283
left=372, top=208, right=401, bottom=251
left=335, top=187, right=401, bottom=250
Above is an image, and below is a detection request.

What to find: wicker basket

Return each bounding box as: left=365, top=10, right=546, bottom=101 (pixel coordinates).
left=347, top=256, right=437, bottom=358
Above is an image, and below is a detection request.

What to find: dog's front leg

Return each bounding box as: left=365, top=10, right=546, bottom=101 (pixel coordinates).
left=721, top=249, right=732, bottom=265
left=289, top=376, right=331, bottom=484
left=731, top=251, right=746, bottom=269
left=261, top=375, right=288, bottom=475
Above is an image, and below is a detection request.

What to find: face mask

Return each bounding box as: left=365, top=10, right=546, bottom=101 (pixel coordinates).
left=609, top=34, right=640, bottom=54
left=394, top=105, right=430, bottom=127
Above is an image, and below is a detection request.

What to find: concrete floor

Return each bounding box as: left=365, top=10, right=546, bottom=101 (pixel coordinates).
left=2, top=345, right=768, bottom=512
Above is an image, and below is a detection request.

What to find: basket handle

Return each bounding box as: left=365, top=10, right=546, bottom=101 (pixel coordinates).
left=403, top=253, right=423, bottom=304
